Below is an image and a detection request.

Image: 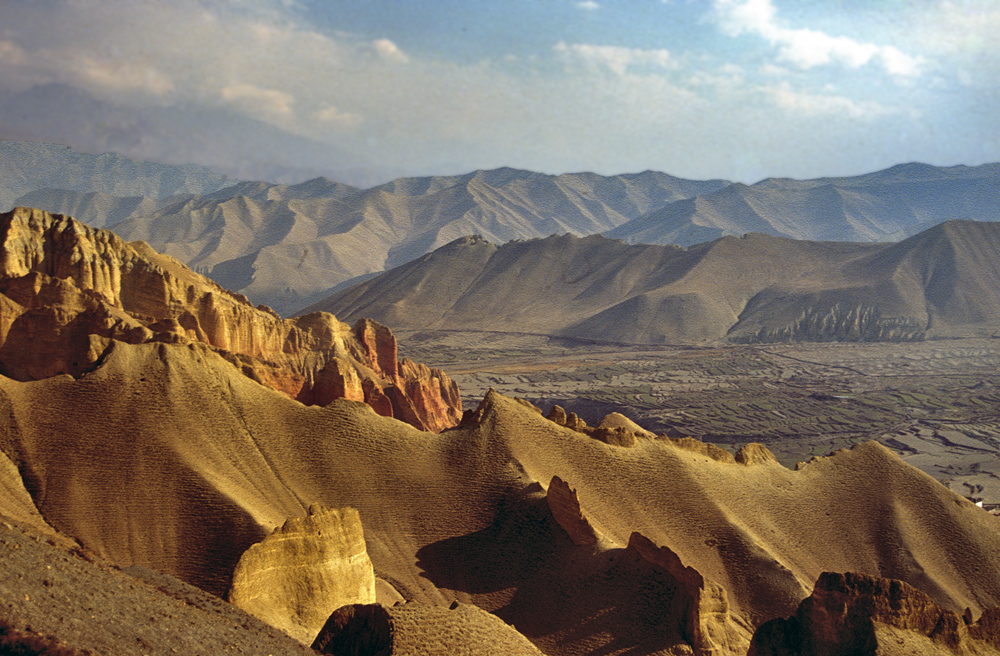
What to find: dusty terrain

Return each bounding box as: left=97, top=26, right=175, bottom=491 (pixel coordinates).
left=399, top=331, right=1000, bottom=506
left=5, top=204, right=1000, bottom=654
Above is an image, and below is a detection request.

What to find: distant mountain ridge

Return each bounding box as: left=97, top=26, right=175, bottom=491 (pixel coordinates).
left=5, top=140, right=1000, bottom=316
left=606, top=162, right=1000, bottom=246
left=0, top=139, right=236, bottom=210
left=310, top=220, right=1000, bottom=345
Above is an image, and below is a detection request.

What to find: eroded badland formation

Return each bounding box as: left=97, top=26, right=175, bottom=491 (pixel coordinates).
left=4, top=144, right=1000, bottom=655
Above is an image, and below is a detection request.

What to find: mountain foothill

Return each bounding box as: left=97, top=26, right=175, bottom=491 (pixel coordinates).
left=3, top=142, right=1000, bottom=654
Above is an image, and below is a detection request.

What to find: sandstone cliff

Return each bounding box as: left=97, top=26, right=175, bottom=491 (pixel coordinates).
left=0, top=207, right=461, bottom=431
left=228, top=505, right=377, bottom=644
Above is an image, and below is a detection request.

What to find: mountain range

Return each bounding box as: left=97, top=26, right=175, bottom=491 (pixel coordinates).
left=4, top=205, right=1000, bottom=654
left=7, top=141, right=999, bottom=317
left=309, top=219, right=1000, bottom=345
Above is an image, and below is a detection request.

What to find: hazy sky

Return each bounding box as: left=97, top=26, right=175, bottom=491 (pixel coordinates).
left=0, top=0, right=997, bottom=185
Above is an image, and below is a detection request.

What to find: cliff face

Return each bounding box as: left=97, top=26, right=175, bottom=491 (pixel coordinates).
left=748, top=571, right=1000, bottom=656
left=0, top=207, right=461, bottom=431
left=228, top=505, right=377, bottom=645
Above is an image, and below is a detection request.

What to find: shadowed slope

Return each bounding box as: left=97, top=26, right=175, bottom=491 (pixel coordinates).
left=4, top=339, right=1000, bottom=653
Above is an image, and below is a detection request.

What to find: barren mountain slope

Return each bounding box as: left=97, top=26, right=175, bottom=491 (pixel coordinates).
left=97, top=168, right=727, bottom=314
left=4, top=217, right=1000, bottom=653
left=728, top=219, right=1000, bottom=342
left=315, top=222, right=1000, bottom=344
left=3, top=348, right=1000, bottom=653
left=0, top=207, right=461, bottom=431
left=608, top=162, right=1000, bottom=247
left=0, top=139, right=234, bottom=211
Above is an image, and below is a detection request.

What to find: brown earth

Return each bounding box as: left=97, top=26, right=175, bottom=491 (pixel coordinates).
left=0, top=206, right=461, bottom=432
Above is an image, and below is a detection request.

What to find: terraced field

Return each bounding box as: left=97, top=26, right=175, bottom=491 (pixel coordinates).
left=399, top=332, right=1000, bottom=504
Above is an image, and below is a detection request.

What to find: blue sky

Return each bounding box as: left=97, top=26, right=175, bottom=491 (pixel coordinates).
left=0, top=0, right=997, bottom=186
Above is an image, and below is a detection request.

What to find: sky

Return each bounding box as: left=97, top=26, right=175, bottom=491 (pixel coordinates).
left=0, top=0, right=998, bottom=186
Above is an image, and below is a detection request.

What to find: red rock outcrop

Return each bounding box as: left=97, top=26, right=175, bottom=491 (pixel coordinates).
left=748, top=571, right=1000, bottom=656
left=0, top=207, right=461, bottom=431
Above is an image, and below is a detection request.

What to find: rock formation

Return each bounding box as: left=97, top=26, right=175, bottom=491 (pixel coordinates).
left=228, top=505, right=377, bottom=644
left=0, top=207, right=461, bottom=431
left=748, top=571, right=1000, bottom=656
left=628, top=532, right=752, bottom=655
left=545, top=475, right=600, bottom=547
left=312, top=602, right=544, bottom=656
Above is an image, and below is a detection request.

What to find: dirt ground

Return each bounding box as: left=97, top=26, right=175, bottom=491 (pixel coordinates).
left=400, top=332, right=1000, bottom=505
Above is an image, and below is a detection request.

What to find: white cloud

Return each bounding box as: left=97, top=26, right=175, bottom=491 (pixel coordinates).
left=314, top=105, right=363, bottom=129
left=713, top=0, right=924, bottom=78
left=221, top=83, right=295, bottom=118
left=576, top=1, right=600, bottom=10
left=555, top=42, right=675, bottom=76
left=0, top=40, right=28, bottom=65
left=372, top=38, right=410, bottom=64
left=768, top=82, right=893, bottom=119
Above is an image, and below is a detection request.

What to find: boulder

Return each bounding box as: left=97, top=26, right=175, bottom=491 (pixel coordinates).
left=227, top=505, right=377, bottom=644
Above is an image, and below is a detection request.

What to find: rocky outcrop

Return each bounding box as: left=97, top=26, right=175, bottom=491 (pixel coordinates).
left=735, top=443, right=779, bottom=466
left=546, top=476, right=600, bottom=547
left=628, top=532, right=751, bottom=655
left=730, top=303, right=926, bottom=344
left=748, top=571, right=1000, bottom=656
left=0, top=207, right=461, bottom=431
left=312, top=601, right=544, bottom=656
left=227, top=505, right=377, bottom=644
left=546, top=404, right=647, bottom=448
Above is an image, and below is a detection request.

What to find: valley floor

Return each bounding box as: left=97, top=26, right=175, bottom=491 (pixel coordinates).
left=399, top=332, right=1000, bottom=506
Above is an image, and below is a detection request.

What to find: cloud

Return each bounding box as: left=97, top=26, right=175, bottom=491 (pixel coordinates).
left=314, top=105, right=363, bottom=129
left=555, top=42, right=675, bottom=76
left=712, top=0, right=923, bottom=78
left=221, top=84, right=295, bottom=118
left=372, top=38, right=410, bottom=64
left=576, top=1, right=600, bottom=10
left=768, top=83, right=893, bottom=119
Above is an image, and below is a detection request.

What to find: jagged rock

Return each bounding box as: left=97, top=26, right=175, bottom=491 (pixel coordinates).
left=546, top=476, right=600, bottom=547
left=0, top=207, right=461, bottom=431
left=547, top=405, right=568, bottom=426
left=565, top=412, right=587, bottom=432
left=628, top=532, right=751, bottom=655
left=228, top=505, right=377, bottom=645
left=312, top=602, right=544, bottom=655
left=736, top=443, right=779, bottom=465
left=748, top=571, right=1000, bottom=656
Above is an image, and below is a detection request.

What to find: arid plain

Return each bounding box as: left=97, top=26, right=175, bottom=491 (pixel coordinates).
left=400, top=331, right=1000, bottom=506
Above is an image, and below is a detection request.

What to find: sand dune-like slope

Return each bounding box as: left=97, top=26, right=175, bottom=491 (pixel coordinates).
left=608, top=162, right=1000, bottom=246
left=313, top=221, right=1000, bottom=344
left=3, top=335, right=1000, bottom=652
left=0, top=519, right=318, bottom=656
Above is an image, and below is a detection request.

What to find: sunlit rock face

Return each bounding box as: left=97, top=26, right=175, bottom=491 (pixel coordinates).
left=0, top=207, right=461, bottom=431
left=228, top=505, right=377, bottom=645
